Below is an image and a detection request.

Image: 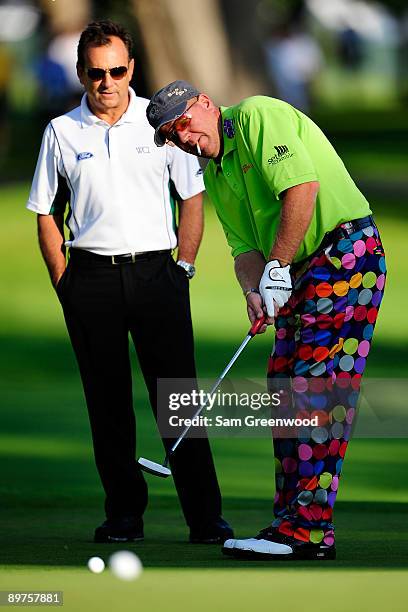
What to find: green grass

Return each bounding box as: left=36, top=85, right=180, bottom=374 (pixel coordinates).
left=2, top=569, right=407, bottom=612
left=1, top=181, right=407, bottom=611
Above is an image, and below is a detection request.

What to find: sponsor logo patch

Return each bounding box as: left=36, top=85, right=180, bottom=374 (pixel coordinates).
left=223, top=118, right=235, bottom=139
left=267, top=145, right=293, bottom=165
left=77, top=152, right=94, bottom=161
left=136, top=146, right=151, bottom=154
left=242, top=163, right=253, bottom=174
left=195, top=168, right=204, bottom=176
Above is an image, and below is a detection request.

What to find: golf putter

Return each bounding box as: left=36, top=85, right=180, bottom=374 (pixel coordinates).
left=138, top=315, right=266, bottom=478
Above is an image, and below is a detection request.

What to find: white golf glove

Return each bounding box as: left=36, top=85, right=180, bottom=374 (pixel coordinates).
left=259, top=260, right=292, bottom=317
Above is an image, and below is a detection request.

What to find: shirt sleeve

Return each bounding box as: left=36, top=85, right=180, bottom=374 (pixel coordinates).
left=167, top=145, right=205, bottom=200
left=26, top=123, right=70, bottom=215
left=237, top=103, right=318, bottom=199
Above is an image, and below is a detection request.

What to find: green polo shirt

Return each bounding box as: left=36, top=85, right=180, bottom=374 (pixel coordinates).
left=204, top=96, right=371, bottom=263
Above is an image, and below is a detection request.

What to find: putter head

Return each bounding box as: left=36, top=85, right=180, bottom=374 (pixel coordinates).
left=137, top=457, right=172, bottom=478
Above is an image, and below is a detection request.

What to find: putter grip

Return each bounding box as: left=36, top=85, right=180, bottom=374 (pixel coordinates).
left=249, top=315, right=266, bottom=337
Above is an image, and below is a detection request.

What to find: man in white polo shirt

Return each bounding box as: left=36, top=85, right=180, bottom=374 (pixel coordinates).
left=26, top=20, right=233, bottom=545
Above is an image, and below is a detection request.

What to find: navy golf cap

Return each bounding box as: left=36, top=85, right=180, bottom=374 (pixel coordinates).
left=146, top=80, right=200, bottom=146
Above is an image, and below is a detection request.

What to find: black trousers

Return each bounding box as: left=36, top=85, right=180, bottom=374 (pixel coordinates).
left=57, top=249, right=222, bottom=528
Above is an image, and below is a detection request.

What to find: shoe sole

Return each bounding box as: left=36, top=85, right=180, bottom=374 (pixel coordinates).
left=222, top=546, right=336, bottom=561
left=94, top=535, right=144, bottom=543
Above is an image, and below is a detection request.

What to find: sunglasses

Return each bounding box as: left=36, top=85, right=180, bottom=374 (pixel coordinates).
left=166, top=98, right=199, bottom=144
left=86, top=65, right=128, bottom=82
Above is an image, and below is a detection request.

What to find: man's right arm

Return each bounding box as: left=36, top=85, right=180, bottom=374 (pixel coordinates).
left=37, top=214, right=66, bottom=289
left=27, top=123, right=69, bottom=289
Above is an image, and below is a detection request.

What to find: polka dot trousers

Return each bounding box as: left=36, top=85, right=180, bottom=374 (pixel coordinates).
left=267, top=222, right=386, bottom=545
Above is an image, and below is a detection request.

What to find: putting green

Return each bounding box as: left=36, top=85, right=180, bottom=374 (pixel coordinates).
left=1, top=568, right=408, bottom=612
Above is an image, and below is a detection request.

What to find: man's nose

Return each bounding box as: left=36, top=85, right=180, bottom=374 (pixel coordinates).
left=101, top=71, right=114, bottom=86
left=178, top=130, right=191, bottom=145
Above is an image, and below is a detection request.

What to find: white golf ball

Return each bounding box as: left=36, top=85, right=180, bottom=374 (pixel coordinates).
left=109, top=551, right=143, bottom=581
left=87, top=556, right=105, bottom=574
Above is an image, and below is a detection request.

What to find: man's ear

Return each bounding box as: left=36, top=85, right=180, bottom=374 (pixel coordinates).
left=198, top=93, right=214, bottom=109
left=128, top=58, right=135, bottom=81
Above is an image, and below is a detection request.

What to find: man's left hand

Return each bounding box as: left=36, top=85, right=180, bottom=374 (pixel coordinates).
left=259, top=260, right=292, bottom=318
left=246, top=291, right=272, bottom=332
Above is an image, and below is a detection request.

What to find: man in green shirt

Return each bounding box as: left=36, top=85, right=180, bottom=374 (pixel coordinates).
left=147, top=81, right=387, bottom=561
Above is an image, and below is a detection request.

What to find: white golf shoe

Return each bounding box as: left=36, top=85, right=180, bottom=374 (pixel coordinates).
left=223, top=537, right=292, bottom=557
left=222, top=528, right=336, bottom=560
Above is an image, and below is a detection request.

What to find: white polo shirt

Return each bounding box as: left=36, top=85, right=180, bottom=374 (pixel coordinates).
left=27, top=88, right=205, bottom=255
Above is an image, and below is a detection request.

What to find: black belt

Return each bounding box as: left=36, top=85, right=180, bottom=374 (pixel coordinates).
left=69, top=248, right=172, bottom=265
left=321, top=215, right=375, bottom=251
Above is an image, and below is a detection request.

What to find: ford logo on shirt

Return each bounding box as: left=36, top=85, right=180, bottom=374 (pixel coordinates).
left=77, top=152, right=94, bottom=161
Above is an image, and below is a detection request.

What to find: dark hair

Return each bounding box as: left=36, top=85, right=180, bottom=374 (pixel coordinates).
left=77, top=19, right=133, bottom=67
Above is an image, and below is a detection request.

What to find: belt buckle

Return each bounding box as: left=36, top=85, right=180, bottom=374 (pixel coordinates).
left=341, top=221, right=353, bottom=233
left=111, top=253, right=136, bottom=265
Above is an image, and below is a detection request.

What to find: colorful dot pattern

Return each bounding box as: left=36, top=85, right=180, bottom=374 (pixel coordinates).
left=267, top=224, right=386, bottom=545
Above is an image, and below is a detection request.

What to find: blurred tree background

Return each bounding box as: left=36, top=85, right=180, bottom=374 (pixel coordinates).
left=0, top=0, right=407, bottom=190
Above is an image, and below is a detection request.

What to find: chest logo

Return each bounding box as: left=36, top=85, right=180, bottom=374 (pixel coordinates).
left=77, top=152, right=94, bottom=161
left=223, top=118, right=235, bottom=139
left=136, top=146, right=151, bottom=154
left=242, top=163, right=253, bottom=174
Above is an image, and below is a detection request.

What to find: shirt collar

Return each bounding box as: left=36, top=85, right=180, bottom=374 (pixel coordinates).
left=80, top=87, right=140, bottom=128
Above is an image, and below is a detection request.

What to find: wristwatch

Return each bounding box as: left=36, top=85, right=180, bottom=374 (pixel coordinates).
left=176, top=260, right=196, bottom=279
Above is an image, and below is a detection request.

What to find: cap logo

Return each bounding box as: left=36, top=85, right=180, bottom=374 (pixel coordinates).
left=167, top=87, right=188, bottom=97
